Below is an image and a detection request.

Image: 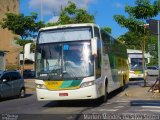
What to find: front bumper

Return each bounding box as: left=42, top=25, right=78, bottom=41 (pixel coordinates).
left=36, top=85, right=99, bottom=101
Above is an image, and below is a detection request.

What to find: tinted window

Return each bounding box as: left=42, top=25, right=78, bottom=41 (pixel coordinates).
left=11, top=72, right=21, bottom=81
left=147, top=67, right=157, bottom=70
left=94, top=27, right=100, bottom=39
left=94, top=27, right=101, bottom=78
left=152, top=67, right=157, bottom=70
left=16, top=72, right=22, bottom=79
left=1, top=73, right=10, bottom=81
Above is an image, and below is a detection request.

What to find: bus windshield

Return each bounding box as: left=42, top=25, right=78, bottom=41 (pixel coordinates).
left=130, top=58, right=144, bottom=70
left=36, top=41, right=94, bottom=80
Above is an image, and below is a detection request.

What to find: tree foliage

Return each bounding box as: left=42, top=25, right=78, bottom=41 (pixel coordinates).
left=46, top=1, right=94, bottom=26
left=114, top=0, right=160, bottom=52
left=0, top=12, right=44, bottom=53
left=118, top=31, right=157, bottom=51
left=15, top=38, right=33, bottom=47
left=114, top=0, right=160, bottom=82
left=103, top=26, right=112, bottom=34
left=114, top=15, right=147, bottom=35
left=114, top=0, right=160, bottom=36
left=0, top=12, right=44, bottom=40
left=0, top=12, right=44, bottom=72
left=117, top=31, right=142, bottom=49
left=125, top=0, right=160, bottom=19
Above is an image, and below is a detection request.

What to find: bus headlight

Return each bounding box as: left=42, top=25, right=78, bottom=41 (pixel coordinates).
left=36, top=84, right=46, bottom=89
left=80, top=81, right=95, bottom=88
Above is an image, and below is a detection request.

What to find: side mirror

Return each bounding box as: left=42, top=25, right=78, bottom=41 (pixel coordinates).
left=91, top=37, right=97, bottom=56
left=3, top=79, right=7, bottom=83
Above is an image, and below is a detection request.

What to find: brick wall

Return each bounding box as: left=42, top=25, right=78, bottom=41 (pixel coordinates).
left=0, top=52, right=5, bottom=70
left=0, top=0, right=20, bottom=69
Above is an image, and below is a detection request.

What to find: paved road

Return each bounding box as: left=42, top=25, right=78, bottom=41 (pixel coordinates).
left=0, top=76, right=160, bottom=120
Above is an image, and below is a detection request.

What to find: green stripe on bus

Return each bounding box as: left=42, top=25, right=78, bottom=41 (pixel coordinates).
left=60, top=80, right=82, bottom=88
left=70, top=80, right=82, bottom=87
left=60, top=80, right=73, bottom=88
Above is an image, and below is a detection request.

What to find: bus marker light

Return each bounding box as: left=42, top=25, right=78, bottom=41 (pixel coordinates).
left=59, top=93, right=68, bottom=96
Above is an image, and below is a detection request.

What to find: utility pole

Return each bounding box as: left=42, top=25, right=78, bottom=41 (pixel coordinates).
left=40, top=0, right=43, bottom=21
left=142, top=24, right=148, bottom=87
left=84, top=0, right=87, bottom=10
left=142, top=35, right=146, bottom=87
left=158, top=20, right=160, bottom=93
left=148, top=19, right=160, bottom=93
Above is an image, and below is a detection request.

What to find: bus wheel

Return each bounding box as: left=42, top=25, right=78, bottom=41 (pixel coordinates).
left=103, top=83, right=108, bottom=102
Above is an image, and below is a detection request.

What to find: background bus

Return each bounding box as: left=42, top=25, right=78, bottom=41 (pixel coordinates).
left=35, top=23, right=129, bottom=102
left=127, top=49, right=149, bottom=80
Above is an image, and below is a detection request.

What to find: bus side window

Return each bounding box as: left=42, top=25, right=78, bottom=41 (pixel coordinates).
left=101, top=30, right=108, bottom=54
left=94, top=27, right=101, bottom=78
left=94, top=27, right=100, bottom=39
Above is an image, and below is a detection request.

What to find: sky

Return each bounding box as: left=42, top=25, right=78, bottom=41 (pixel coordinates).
left=20, top=0, right=160, bottom=38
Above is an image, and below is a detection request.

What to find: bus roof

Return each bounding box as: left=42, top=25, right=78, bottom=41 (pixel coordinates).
left=127, top=49, right=152, bottom=58
left=127, top=49, right=142, bottom=54
left=39, top=23, right=99, bottom=31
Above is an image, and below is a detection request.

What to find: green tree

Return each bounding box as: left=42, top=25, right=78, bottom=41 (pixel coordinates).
left=117, top=31, right=154, bottom=50
left=0, top=12, right=44, bottom=74
left=146, top=35, right=158, bottom=65
left=103, top=26, right=112, bottom=34
left=118, top=31, right=142, bottom=49
left=0, top=13, right=44, bottom=39
left=118, top=32, right=158, bottom=65
left=46, top=1, right=94, bottom=26
left=114, top=0, right=160, bottom=86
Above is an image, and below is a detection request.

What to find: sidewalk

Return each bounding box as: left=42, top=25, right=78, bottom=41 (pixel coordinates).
left=119, top=84, right=160, bottom=100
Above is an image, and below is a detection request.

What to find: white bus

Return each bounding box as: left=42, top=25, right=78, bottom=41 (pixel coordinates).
left=127, top=49, right=148, bottom=80
left=35, top=23, right=129, bottom=102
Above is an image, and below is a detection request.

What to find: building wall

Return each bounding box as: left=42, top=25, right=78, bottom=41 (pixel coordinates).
left=23, top=63, right=35, bottom=70
left=0, top=52, right=5, bottom=70
left=0, top=0, right=20, bottom=70
left=20, top=53, right=35, bottom=70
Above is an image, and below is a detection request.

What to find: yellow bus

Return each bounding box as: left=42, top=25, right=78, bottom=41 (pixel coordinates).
left=35, top=23, right=129, bottom=102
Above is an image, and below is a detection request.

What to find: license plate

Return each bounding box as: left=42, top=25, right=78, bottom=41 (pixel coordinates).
left=59, top=93, right=68, bottom=96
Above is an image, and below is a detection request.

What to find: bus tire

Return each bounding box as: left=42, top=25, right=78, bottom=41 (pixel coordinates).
left=102, top=81, right=108, bottom=103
